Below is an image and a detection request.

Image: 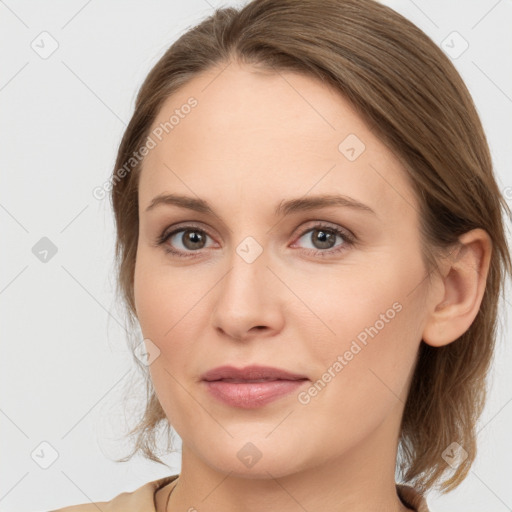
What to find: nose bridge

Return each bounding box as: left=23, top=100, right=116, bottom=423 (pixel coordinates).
left=211, top=234, right=281, bottom=339
left=220, top=235, right=269, bottom=311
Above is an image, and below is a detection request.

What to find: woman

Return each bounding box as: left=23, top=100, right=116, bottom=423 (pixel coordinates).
left=51, top=0, right=511, bottom=510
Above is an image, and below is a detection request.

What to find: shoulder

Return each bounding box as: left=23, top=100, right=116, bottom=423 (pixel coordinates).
left=48, top=474, right=179, bottom=512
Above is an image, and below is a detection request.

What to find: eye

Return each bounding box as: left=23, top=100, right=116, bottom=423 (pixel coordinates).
left=157, top=225, right=216, bottom=258
left=292, top=223, right=354, bottom=257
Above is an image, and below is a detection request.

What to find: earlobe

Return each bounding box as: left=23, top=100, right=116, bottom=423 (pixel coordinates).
left=422, top=229, right=492, bottom=348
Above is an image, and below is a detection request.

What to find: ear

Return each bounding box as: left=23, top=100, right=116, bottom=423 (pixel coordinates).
left=422, top=228, right=492, bottom=347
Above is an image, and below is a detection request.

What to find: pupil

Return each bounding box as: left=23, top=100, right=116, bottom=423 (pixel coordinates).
left=184, top=230, right=204, bottom=249
left=314, top=229, right=335, bottom=249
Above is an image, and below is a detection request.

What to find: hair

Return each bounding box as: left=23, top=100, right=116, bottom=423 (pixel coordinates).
left=110, top=0, right=512, bottom=494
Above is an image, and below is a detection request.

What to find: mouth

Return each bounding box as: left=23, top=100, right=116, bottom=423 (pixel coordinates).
left=210, top=378, right=304, bottom=383
left=201, top=364, right=308, bottom=382
left=201, top=365, right=309, bottom=408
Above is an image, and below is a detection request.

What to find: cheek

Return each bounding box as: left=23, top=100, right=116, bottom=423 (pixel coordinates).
left=287, top=251, right=423, bottom=347
left=291, top=300, right=421, bottom=451
left=293, top=253, right=425, bottom=409
left=134, top=254, right=206, bottom=431
left=133, top=249, right=209, bottom=389
left=133, top=247, right=199, bottom=340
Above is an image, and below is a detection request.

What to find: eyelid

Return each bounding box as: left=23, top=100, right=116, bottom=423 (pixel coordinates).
left=156, top=221, right=218, bottom=248
left=292, top=220, right=354, bottom=242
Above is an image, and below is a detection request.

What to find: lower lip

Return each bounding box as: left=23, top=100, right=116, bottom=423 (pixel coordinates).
left=203, top=379, right=308, bottom=408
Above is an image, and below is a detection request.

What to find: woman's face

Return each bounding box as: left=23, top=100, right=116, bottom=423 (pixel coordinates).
left=134, top=62, right=434, bottom=479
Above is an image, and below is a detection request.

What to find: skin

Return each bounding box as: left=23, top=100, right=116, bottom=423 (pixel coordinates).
left=133, top=61, right=492, bottom=512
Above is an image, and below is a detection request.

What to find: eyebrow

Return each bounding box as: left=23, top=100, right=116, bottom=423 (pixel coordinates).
left=144, top=193, right=376, bottom=217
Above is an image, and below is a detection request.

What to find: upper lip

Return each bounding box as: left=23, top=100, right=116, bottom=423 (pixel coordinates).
left=201, top=365, right=308, bottom=382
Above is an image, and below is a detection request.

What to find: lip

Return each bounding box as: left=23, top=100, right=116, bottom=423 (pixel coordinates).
left=201, top=364, right=308, bottom=382
left=201, top=365, right=309, bottom=408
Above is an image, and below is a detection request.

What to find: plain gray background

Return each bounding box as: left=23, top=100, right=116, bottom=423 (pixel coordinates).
left=1, top=1, right=511, bottom=511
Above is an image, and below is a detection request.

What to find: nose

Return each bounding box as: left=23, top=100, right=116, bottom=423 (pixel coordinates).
left=211, top=241, right=285, bottom=342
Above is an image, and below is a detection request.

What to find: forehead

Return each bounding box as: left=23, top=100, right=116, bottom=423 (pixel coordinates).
left=139, top=62, right=418, bottom=222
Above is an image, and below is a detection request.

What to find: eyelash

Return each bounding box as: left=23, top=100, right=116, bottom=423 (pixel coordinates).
left=155, top=222, right=355, bottom=260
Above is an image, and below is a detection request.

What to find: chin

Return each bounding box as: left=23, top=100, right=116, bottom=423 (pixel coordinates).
left=195, top=436, right=308, bottom=480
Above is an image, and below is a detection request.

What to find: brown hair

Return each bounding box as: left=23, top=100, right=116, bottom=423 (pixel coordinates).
left=110, top=0, right=512, bottom=493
